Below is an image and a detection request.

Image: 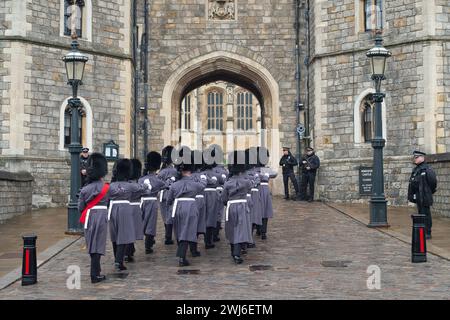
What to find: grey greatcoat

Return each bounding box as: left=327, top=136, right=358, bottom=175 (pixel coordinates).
left=221, top=174, right=253, bottom=244
left=108, top=181, right=148, bottom=245
left=246, top=168, right=263, bottom=226
left=78, top=180, right=110, bottom=255
left=138, top=173, right=167, bottom=237
left=166, top=175, right=206, bottom=242
left=158, top=166, right=178, bottom=225
left=203, top=168, right=221, bottom=228
left=129, top=180, right=146, bottom=241
left=258, top=168, right=274, bottom=219
left=214, top=165, right=228, bottom=223
left=192, top=171, right=208, bottom=234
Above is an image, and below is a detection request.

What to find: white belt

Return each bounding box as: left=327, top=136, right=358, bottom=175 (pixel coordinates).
left=225, top=199, right=247, bottom=221
left=84, top=205, right=107, bottom=229
left=204, top=188, right=217, bottom=192
left=195, top=195, right=204, bottom=199
left=140, top=197, right=157, bottom=208
left=130, top=202, right=140, bottom=206
left=171, top=198, right=196, bottom=218
left=251, top=188, right=259, bottom=192
left=260, top=182, right=269, bottom=186
left=108, top=200, right=130, bottom=221
left=159, top=190, right=164, bottom=202
left=216, top=186, right=224, bottom=191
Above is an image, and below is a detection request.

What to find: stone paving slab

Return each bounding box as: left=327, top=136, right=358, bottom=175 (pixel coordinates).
left=327, top=203, right=450, bottom=261
left=1, top=198, right=450, bottom=300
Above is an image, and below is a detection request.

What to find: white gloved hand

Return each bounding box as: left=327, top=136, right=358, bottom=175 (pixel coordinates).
left=200, top=174, right=207, bottom=180
left=144, top=179, right=152, bottom=191
left=211, top=176, right=218, bottom=181
left=221, top=174, right=226, bottom=179
left=170, top=176, right=176, bottom=182
left=264, top=173, right=270, bottom=177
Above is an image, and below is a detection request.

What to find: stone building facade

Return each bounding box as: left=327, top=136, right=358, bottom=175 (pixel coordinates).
left=0, top=0, right=449, bottom=218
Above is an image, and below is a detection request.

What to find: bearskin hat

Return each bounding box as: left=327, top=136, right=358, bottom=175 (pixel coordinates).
left=228, top=150, right=247, bottom=175
left=203, top=144, right=221, bottom=169
left=257, top=146, right=270, bottom=167
left=112, top=158, right=132, bottom=182
left=145, top=151, right=162, bottom=173
left=174, top=146, right=195, bottom=172
left=86, top=152, right=108, bottom=181
left=161, top=145, right=174, bottom=166
left=130, top=158, right=142, bottom=181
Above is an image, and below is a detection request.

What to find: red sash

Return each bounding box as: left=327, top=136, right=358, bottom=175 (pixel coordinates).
left=79, top=183, right=110, bottom=224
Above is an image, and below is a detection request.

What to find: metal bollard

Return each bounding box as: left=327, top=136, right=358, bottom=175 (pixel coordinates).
left=22, top=234, right=38, bottom=286
left=411, top=215, right=427, bottom=263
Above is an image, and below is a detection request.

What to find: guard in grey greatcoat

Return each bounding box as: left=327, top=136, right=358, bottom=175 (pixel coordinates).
left=213, top=162, right=229, bottom=242
left=139, top=151, right=166, bottom=254
left=192, top=150, right=207, bottom=234
left=158, top=145, right=179, bottom=245
left=222, top=150, right=253, bottom=264
left=256, top=147, right=275, bottom=240
left=124, top=158, right=145, bottom=263
left=244, top=148, right=262, bottom=249
left=109, top=159, right=149, bottom=271
left=203, top=161, right=221, bottom=249
left=166, top=147, right=206, bottom=266
left=78, top=152, right=109, bottom=284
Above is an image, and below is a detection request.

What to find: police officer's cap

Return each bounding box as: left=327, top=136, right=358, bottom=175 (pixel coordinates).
left=82, top=147, right=89, bottom=152
left=413, top=150, right=426, bottom=157
left=282, top=146, right=290, bottom=151
left=306, top=147, right=314, bottom=151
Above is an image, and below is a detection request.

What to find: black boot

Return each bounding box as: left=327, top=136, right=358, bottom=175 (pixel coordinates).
left=114, top=263, right=127, bottom=272
left=91, top=275, right=106, bottom=284
left=233, top=256, right=243, bottom=264
left=179, top=258, right=190, bottom=267
left=261, top=233, right=267, bottom=240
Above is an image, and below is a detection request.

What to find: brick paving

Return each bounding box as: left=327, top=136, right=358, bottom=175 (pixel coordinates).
left=1, top=198, right=450, bottom=300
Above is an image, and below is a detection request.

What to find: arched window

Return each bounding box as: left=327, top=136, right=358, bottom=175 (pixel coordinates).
left=364, top=0, right=383, bottom=31
left=182, top=95, right=191, bottom=130
left=59, top=97, right=93, bottom=151
left=207, top=91, right=223, bottom=131
left=64, top=0, right=84, bottom=37
left=236, top=92, right=253, bottom=130
left=64, top=106, right=86, bottom=148
left=362, top=101, right=373, bottom=142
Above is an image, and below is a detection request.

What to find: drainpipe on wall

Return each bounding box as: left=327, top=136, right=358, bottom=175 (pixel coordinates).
left=305, top=0, right=311, bottom=147
left=142, top=0, right=150, bottom=159
left=132, top=0, right=139, bottom=158
left=295, top=0, right=304, bottom=188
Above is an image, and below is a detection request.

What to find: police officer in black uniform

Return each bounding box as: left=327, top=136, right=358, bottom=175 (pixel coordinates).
left=80, top=147, right=90, bottom=187
left=407, top=150, right=437, bottom=239
left=279, top=146, right=300, bottom=200
left=300, top=147, right=320, bottom=202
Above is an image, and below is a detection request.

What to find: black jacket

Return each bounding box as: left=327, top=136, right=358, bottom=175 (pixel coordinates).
left=301, top=153, right=320, bottom=174
left=279, top=152, right=298, bottom=174
left=407, top=162, right=437, bottom=207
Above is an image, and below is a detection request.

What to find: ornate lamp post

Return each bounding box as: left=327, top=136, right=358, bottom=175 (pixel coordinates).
left=366, top=32, right=391, bottom=228
left=63, top=35, right=88, bottom=234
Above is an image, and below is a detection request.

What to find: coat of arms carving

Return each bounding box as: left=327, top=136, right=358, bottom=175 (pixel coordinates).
left=208, top=0, right=236, bottom=21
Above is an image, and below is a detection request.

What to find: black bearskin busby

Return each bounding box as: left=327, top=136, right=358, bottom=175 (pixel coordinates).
left=130, top=158, right=142, bottom=181
left=112, top=159, right=132, bottom=182
left=174, top=146, right=195, bottom=172
left=228, top=150, right=247, bottom=175
left=257, top=146, right=270, bottom=167
left=86, top=152, right=108, bottom=182
left=144, top=151, right=162, bottom=174
left=161, top=145, right=174, bottom=168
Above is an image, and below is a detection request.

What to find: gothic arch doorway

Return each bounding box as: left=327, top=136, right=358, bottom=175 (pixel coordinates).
left=161, top=51, right=281, bottom=175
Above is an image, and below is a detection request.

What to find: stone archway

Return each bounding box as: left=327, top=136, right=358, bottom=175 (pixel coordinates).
left=161, top=50, right=283, bottom=194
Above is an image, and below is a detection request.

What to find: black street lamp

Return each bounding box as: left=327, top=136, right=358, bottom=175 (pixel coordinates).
left=366, top=32, right=391, bottom=228
left=63, top=37, right=88, bottom=234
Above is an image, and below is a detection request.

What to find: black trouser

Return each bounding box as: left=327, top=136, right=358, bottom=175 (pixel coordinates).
left=230, top=243, right=242, bottom=257
left=300, top=171, right=316, bottom=200
left=189, top=242, right=198, bottom=253
left=113, top=243, right=127, bottom=265
left=417, top=204, right=432, bottom=235
left=283, top=172, right=299, bottom=198
left=126, top=243, right=135, bottom=257
left=90, top=253, right=101, bottom=277
left=205, top=227, right=215, bottom=245
left=261, top=218, right=268, bottom=235
left=214, top=221, right=221, bottom=238
left=165, top=223, right=173, bottom=241
left=145, top=235, right=155, bottom=250
left=176, top=241, right=194, bottom=259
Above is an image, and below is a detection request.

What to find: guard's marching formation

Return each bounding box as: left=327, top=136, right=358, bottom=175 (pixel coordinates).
left=78, top=145, right=277, bottom=284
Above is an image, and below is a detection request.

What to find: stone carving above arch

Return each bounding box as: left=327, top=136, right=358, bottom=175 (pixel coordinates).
left=208, top=0, right=236, bottom=21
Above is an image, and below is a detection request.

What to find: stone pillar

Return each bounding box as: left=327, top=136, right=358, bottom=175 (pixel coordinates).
left=226, top=84, right=235, bottom=154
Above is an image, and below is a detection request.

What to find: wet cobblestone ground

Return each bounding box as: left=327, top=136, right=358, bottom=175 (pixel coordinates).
left=1, top=198, right=450, bottom=300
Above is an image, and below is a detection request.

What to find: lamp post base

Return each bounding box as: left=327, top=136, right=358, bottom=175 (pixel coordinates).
left=368, top=198, right=389, bottom=228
